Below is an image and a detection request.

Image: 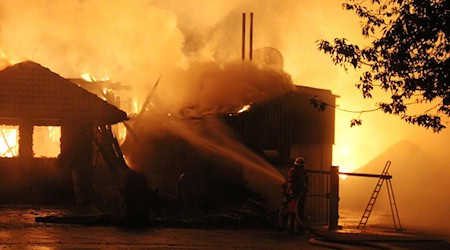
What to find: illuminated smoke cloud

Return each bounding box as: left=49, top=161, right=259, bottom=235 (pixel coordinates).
left=1, top=0, right=449, bottom=231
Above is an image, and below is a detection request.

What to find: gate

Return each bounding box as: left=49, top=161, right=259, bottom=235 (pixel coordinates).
left=305, top=166, right=339, bottom=229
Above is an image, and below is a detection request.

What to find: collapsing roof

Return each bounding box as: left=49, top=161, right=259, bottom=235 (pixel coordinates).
left=0, top=61, right=127, bottom=125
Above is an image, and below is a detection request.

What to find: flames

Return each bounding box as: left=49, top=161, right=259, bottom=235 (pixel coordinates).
left=32, top=126, right=61, bottom=158
left=79, top=72, right=131, bottom=144
left=47, top=126, right=60, bottom=143
left=132, top=99, right=140, bottom=114
left=0, top=125, right=62, bottom=159
left=0, top=49, right=17, bottom=71
left=80, top=72, right=110, bottom=83
left=0, top=126, right=19, bottom=158
left=237, top=103, right=252, bottom=114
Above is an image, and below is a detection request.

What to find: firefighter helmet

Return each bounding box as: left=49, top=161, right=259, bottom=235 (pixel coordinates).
left=294, top=157, right=305, bottom=166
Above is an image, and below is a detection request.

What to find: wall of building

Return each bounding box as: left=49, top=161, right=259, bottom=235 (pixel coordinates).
left=0, top=157, right=73, bottom=204
left=226, top=87, right=335, bottom=167
left=225, top=86, right=336, bottom=225
left=0, top=119, right=98, bottom=204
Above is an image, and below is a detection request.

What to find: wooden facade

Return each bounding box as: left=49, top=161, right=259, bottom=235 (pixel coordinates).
left=0, top=61, right=127, bottom=204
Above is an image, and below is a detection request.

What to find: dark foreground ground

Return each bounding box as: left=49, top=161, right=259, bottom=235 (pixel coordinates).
left=0, top=206, right=448, bottom=249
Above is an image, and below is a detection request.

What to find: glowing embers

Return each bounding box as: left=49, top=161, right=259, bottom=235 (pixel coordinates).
left=228, top=103, right=252, bottom=117
left=33, top=126, right=61, bottom=158
left=80, top=72, right=110, bottom=83
left=237, top=103, right=252, bottom=113
left=0, top=125, right=19, bottom=158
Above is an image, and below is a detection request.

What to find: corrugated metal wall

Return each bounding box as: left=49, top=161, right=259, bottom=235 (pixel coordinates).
left=227, top=89, right=335, bottom=163
left=226, top=87, right=336, bottom=226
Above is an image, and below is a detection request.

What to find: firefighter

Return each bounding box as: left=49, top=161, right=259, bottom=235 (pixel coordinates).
left=276, top=182, right=288, bottom=231
left=286, top=157, right=309, bottom=234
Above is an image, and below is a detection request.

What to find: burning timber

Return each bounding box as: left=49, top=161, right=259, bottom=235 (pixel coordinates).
left=119, top=83, right=337, bottom=226
left=0, top=62, right=129, bottom=207
left=0, top=61, right=337, bottom=229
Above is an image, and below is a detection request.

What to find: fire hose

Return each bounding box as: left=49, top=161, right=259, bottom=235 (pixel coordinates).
left=307, top=234, right=395, bottom=249
left=295, top=198, right=398, bottom=249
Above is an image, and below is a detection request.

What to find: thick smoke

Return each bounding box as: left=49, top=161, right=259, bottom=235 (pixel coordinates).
left=1, top=0, right=449, bottom=233
left=155, top=61, right=294, bottom=113
left=122, top=61, right=292, bottom=210
left=0, top=0, right=186, bottom=102
left=0, top=0, right=295, bottom=209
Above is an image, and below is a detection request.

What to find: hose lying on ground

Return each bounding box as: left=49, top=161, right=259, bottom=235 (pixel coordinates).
left=293, top=195, right=406, bottom=249
left=307, top=234, right=396, bottom=250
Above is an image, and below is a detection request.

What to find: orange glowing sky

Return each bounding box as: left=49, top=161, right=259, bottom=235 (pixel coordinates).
left=1, top=0, right=449, bottom=172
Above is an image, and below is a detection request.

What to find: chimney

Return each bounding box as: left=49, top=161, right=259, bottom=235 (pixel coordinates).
left=249, top=12, right=253, bottom=61
left=242, top=12, right=254, bottom=61
left=242, top=13, right=246, bottom=61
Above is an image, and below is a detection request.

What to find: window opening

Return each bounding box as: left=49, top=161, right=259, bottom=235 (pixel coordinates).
left=0, top=125, right=19, bottom=158
left=33, top=126, right=61, bottom=158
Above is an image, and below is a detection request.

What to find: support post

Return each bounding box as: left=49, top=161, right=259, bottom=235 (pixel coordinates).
left=329, top=165, right=340, bottom=230
left=19, top=119, right=33, bottom=159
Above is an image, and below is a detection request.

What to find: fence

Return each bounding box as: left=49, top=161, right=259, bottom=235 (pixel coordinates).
left=305, top=166, right=339, bottom=229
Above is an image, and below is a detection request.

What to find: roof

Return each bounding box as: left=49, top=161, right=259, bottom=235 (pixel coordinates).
left=294, top=85, right=336, bottom=98
left=224, top=84, right=336, bottom=145
left=0, top=61, right=127, bottom=124
left=224, top=85, right=336, bottom=117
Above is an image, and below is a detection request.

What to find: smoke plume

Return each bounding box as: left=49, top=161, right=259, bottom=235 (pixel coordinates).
left=1, top=0, right=449, bottom=232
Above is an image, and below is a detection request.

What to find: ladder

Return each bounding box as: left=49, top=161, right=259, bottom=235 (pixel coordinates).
left=386, top=172, right=403, bottom=232
left=357, top=161, right=403, bottom=231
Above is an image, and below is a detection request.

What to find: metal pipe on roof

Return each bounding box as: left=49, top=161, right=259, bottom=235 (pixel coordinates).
left=242, top=13, right=246, bottom=61
left=249, top=12, right=253, bottom=61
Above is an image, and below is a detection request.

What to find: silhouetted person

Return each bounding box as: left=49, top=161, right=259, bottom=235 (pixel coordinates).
left=287, top=157, right=309, bottom=234
left=276, top=182, right=289, bottom=231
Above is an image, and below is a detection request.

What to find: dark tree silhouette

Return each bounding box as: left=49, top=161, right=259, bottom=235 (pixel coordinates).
left=317, top=0, right=449, bottom=132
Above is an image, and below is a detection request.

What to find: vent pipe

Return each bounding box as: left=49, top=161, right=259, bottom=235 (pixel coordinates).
left=249, top=12, right=253, bottom=61
left=242, top=13, right=246, bottom=61
left=242, top=12, right=254, bottom=61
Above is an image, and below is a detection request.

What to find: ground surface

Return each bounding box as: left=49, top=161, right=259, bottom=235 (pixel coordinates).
left=0, top=205, right=326, bottom=249
left=0, top=206, right=448, bottom=249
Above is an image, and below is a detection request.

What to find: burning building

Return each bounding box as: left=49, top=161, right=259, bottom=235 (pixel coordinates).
left=0, top=61, right=127, bottom=204
left=226, top=85, right=336, bottom=225
left=226, top=85, right=335, bottom=169
left=119, top=76, right=336, bottom=225
left=0, top=59, right=336, bottom=227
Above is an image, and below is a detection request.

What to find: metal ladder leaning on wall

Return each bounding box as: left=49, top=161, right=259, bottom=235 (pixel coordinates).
left=357, top=161, right=404, bottom=231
